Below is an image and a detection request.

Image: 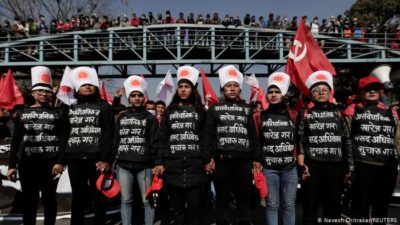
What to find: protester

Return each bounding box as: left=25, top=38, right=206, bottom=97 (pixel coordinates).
left=65, top=67, right=114, bottom=225
left=155, top=100, right=166, bottom=125
left=344, top=76, right=400, bottom=225
left=153, top=66, right=212, bottom=225
left=260, top=72, right=298, bottom=225
left=297, top=71, right=353, bottom=225
left=145, top=100, right=156, bottom=115
left=204, top=65, right=262, bottom=225
left=113, top=75, right=158, bottom=225
left=7, top=66, right=67, bottom=225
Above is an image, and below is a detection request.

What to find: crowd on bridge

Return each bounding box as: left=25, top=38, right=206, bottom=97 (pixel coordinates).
left=1, top=10, right=400, bottom=48
left=0, top=64, right=399, bottom=225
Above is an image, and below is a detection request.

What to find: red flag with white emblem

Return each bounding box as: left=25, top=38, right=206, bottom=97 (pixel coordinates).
left=285, top=18, right=336, bottom=96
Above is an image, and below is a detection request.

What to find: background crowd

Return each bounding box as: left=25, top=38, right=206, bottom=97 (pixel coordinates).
left=0, top=10, right=399, bottom=48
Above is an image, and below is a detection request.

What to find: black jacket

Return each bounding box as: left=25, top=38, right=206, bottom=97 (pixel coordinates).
left=65, top=96, right=114, bottom=162
left=297, top=103, right=354, bottom=172
left=156, top=104, right=208, bottom=188
left=8, top=106, right=68, bottom=168
left=112, top=108, right=158, bottom=170
left=204, top=100, right=262, bottom=162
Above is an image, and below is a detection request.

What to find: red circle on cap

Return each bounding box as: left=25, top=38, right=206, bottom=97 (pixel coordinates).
left=180, top=69, right=190, bottom=77
left=78, top=71, right=89, bottom=79
left=131, top=79, right=141, bottom=87
left=228, top=69, right=238, bottom=77
left=316, top=74, right=327, bottom=81
left=60, top=86, right=71, bottom=93
left=40, top=74, right=50, bottom=83
left=273, top=75, right=284, bottom=82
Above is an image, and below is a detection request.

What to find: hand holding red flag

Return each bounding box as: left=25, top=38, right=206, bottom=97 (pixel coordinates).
left=200, top=68, right=219, bottom=107
left=99, top=81, right=113, bottom=105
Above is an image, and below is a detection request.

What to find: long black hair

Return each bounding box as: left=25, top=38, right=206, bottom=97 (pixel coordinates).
left=167, top=79, right=204, bottom=113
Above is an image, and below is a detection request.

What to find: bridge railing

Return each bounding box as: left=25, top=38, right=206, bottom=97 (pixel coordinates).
left=0, top=24, right=399, bottom=67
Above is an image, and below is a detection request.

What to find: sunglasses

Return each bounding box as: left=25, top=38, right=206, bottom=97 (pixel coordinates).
left=34, top=89, right=52, bottom=95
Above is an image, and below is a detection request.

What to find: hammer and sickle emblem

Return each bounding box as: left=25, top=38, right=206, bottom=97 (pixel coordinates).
left=288, top=40, right=307, bottom=62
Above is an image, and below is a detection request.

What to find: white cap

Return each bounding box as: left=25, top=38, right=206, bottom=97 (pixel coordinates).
left=218, top=65, right=243, bottom=88
left=177, top=66, right=199, bottom=86
left=70, top=67, right=99, bottom=91
left=267, top=72, right=291, bottom=96
left=31, top=66, right=52, bottom=91
left=124, top=75, right=148, bottom=98
left=305, top=70, right=333, bottom=91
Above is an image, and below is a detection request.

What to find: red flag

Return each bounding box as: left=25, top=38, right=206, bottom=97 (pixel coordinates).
left=141, top=74, right=149, bottom=104
left=0, top=69, right=24, bottom=110
left=285, top=18, right=336, bottom=96
left=249, top=87, right=258, bottom=102
left=244, top=74, right=260, bottom=102
left=200, top=68, right=219, bottom=106
left=256, top=88, right=269, bottom=110
left=99, top=81, right=113, bottom=105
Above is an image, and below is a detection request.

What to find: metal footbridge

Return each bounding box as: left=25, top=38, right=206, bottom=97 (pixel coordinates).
left=1, top=24, right=399, bottom=77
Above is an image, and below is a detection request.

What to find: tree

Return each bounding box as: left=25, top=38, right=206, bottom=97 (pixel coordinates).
left=345, top=0, right=400, bottom=25
left=0, top=0, right=108, bottom=21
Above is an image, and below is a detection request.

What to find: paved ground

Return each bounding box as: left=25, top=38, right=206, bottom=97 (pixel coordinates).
left=1, top=185, right=400, bottom=225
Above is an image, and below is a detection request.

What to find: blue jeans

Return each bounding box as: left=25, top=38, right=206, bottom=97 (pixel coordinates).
left=263, top=167, right=298, bottom=225
left=117, top=167, right=154, bottom=225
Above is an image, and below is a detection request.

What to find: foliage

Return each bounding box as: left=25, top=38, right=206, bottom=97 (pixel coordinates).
left=0, top=0, right=108, bottom=21
left=345, top=0, right=400, bottom=25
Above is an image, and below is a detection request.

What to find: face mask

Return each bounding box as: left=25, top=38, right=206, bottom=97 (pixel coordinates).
left=148, top=110, right=156, bottom=115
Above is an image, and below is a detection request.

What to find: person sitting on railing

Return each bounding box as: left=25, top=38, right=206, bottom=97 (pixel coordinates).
left=64, top=19, right=72, bottom=32
left=56, top=19, right=66, bottom=33
left=273, top=15, right=283, bottom=29
left=211, top=12, right=221, bottom=25
left=120, top=16, right=130, bottom=27
left=48, top=19, right=57, bottom=34
left=176, top=12, right=186, bottom=24
left=328, top=16, right=340, bottom=36
left=2, top=20, right=11, bottom=37
left=205, top=14, right=212, bottom=24
left=310, top=17, right=319, bottom=35
left=196, top=14, right=204, bottom=25
left=259, top=16, right=267, bottom=28
left=163, top=10, right=174, bottom=24
left=156, top=13, right=163, bottom=24
left=148, top=12, right=156, bottom=25
left=232, top=14, right=242, bottom=27
left=282, top=15, right=290, bottom=30
left=187, top=13, right=195, bottom=24
left=100, top=16, right=111, bottom=31
left=38, top=15, right=48, bottom=35
left=343, top=25, right=353, bottom=39
left=130, top=13, right=140, bottom=27
left=222, top=15, right=231, bottom=28
left=140, top=14, right=149, bottom=26
left=290, top=16, right=298, bottom=31
left=250, top=16, right=259, bottom=27
left=243, top=14, right=251, bottom=26
left=354, top=22, right=367, bottom=42
left=11, top=18, right=28, bottom=38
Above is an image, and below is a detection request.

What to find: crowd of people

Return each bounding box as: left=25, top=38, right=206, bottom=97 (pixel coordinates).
left=1, top=11, right=399, bottom=48
left=0, top=64, right=399, bottom=225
